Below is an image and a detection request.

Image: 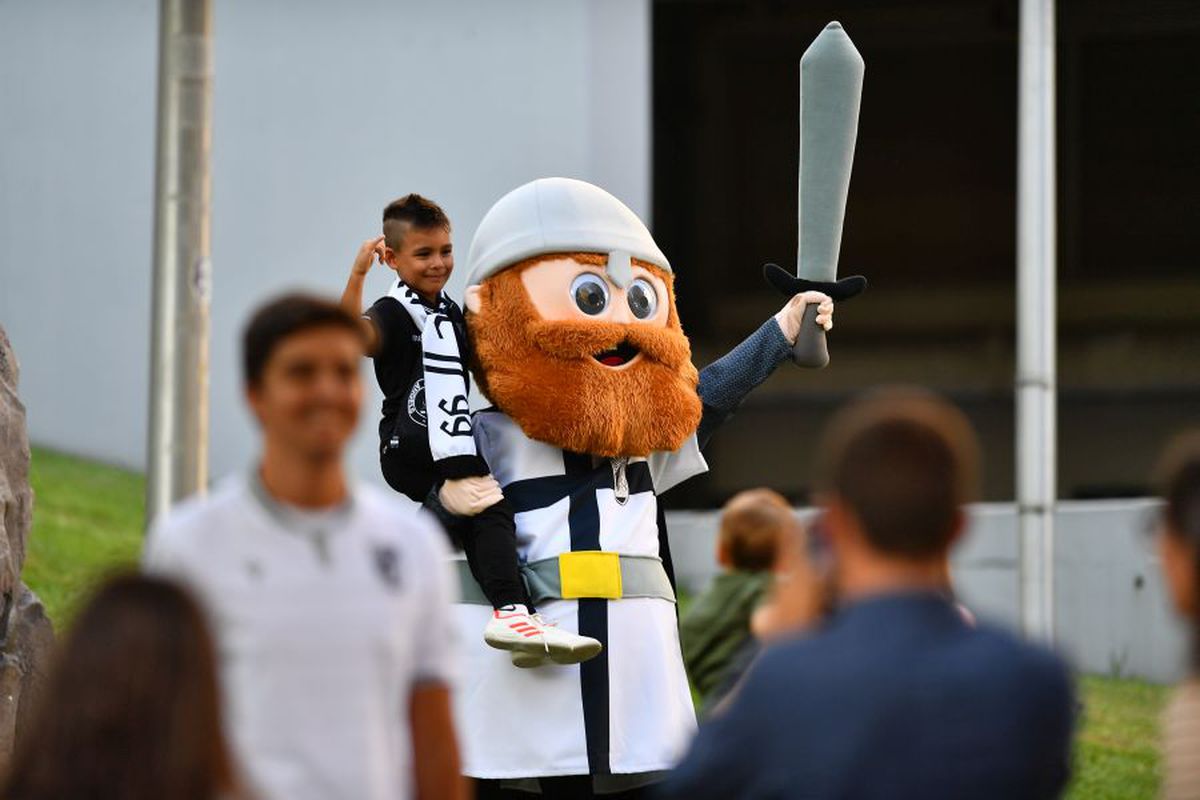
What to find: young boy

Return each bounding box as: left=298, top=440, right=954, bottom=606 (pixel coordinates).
left=341, top=194, right=600, bottom=666
left=681, top=488, right=803, bottom=709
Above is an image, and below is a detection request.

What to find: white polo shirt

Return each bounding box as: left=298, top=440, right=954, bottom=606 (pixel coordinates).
left=144, top=472, right=455, bottom=800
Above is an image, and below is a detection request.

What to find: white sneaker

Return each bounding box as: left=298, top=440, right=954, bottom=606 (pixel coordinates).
left=484, top=606, right=603, bottom=665
left=510, top=650, right=549, bottom=669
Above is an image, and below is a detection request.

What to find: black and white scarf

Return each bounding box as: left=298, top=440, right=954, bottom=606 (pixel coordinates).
left=386, top=280, right=477, bottom=467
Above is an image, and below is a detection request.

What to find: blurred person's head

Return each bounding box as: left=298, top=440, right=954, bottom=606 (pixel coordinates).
left=718, top=488, right=795, bottom=573
left=731, top=492, right=832, bottom=642
left=815, top=388, right=980, bottom=599
left=2, top=574, right=236, bottom=800
left=242, top=293, right=365, bottom=463
left=1155, top=431, right=1200, bottom=664
left=381, top=194, right=453, bottom=302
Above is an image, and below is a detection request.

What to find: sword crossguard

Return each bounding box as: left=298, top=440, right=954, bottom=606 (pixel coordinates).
left=762, top=263, right=868, bottom=369
left=762, top=263, right=867, bottom=302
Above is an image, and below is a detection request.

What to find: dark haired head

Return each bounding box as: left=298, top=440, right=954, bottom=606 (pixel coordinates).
left=2, top=573, right=236, bottom=800
left=816, top=388, right=980, bottom=559
left=242, top=293, right=364, bottom=387
left=382, top=194, right=450, bottom=251
left=720, top=489, right=794, bottom=571
left=1157, top=432, right=1200, bottom=547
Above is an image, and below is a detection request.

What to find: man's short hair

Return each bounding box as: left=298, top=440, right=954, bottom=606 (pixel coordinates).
left=816, top=388, right=980, bottom=558
left=719, top=488, right=795, bottom=571
left=1156, top=431, right=1200, bottom=544
left=242, top=293, right=364, bottom=387
left=382, top=194, right=450, bottom=251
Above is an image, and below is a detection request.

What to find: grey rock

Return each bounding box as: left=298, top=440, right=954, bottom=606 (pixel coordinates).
left=0, top=585, right=54, bottom=764
left=0, top=326, right=54, bottom=768
left=0, top=325, right=33, bottom=594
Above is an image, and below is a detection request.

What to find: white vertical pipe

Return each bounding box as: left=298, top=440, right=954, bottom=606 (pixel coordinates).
left=1017, top=0, right=1057, bottom=641
left=146, top=0, right=213, bottom=527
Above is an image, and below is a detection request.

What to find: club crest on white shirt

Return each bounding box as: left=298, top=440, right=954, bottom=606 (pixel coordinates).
left=372, top=544, right=402, bottom=591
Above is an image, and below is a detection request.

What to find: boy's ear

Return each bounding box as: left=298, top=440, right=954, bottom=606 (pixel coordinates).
left=382, top=246, right=397, bottom=267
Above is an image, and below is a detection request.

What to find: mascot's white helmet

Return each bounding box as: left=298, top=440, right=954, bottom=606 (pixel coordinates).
left=465, top=177, right=670, bottom=289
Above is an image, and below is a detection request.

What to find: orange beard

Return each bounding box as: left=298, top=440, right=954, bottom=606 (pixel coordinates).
left=468, top=256, right=703, bottom=458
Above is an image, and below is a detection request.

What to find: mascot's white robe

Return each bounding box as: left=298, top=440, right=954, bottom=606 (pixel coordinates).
left=452, top=410, right=708, bottom=779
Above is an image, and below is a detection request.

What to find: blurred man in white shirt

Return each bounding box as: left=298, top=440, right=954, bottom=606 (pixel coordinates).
left=145, top=293, right=466, bottom=800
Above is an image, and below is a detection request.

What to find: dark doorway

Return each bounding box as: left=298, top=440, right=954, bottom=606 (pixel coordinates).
left=652, top=0, right=1200, bottom=506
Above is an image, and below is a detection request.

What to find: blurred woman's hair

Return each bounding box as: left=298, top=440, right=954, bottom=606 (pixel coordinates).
left=1, top=573, right=238, bottom=800
left=1157, top=432, right=1200, bottom=669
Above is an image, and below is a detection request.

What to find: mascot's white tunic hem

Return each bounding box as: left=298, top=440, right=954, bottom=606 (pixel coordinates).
left=452, top=410, right=707, bottom=779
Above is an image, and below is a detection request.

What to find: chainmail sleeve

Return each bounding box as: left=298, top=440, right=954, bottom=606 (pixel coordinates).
left=695, top=319, right=793, bottom=448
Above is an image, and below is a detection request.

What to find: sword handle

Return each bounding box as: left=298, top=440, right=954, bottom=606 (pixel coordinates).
left=791, top=304, right=829, bottom=369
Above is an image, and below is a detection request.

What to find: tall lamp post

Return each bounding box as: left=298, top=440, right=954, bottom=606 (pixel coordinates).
left=146, top=0, right=213, bottom=526
left=1016, top=0, right=1057, bottom=641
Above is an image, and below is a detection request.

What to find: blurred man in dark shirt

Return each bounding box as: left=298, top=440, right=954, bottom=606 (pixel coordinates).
left=661, top=388, right=1075, bottom=800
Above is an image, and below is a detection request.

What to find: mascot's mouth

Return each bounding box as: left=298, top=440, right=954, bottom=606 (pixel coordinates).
left=594, top=341, right=640, bottom=368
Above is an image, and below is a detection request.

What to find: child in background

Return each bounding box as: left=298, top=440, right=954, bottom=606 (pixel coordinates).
left=681, top=488, right=800, bottom=710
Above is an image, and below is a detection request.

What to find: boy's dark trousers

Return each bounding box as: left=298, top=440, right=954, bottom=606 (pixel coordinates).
left=424, top=491, right=529, bottom=610
left=381, top=446, right=529, bottom=610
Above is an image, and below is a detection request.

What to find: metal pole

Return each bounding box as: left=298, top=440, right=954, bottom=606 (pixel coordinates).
left=1017, top=0, right=1056, bottom=641
left=146, top=0, right=213, bottom=527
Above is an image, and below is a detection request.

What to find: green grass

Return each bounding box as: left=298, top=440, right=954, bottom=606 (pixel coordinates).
left=18, top=447, right=1173, bottom=797
left=24, top=447, right=145, bottom=624
left=1068, top=675, right=1168, bottom=799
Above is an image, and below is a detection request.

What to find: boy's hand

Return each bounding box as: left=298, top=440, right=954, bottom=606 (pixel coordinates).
left=352, top=235, right=387, bottom=277
left=439, top=475, right=504, bottom=516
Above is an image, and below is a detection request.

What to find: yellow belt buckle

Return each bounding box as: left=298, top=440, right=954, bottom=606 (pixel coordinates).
left=558, top=551, right=623, bottom=599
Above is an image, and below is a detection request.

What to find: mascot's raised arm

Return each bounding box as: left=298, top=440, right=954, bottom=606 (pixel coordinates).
left=450, top=176, right=836, bottom=799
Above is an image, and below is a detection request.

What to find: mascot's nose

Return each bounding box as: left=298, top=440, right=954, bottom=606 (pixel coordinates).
left=607, top=290, right=633, bottom=324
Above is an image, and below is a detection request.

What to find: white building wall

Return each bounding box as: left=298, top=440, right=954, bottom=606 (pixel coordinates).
left=0, top=0, right=652, bottom=487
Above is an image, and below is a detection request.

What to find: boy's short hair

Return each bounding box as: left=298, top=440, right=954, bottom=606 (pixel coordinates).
left=242, top=293, right=364, bottom=387
left=382, top=194, right=451, bottom=250
left=816, top=388, right=980, bottom=559
left=719, top=488, right=795, bottom=571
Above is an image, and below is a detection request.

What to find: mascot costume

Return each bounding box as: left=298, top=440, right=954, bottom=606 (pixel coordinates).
left=453, top=21, right=866, bottom=800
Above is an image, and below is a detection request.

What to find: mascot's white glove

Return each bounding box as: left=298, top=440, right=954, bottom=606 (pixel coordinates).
left=439, top=475, right=504, bottom=517
left=773, top=291, right=834, bottom=345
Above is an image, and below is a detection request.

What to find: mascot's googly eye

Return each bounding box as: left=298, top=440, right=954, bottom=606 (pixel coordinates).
left=627, top=278, right=658, bottom=320
left=571, top=273, right=609, bottom=316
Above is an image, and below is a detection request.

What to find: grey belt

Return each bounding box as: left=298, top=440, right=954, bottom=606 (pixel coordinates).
left=455, top=554, right=676, bottom=606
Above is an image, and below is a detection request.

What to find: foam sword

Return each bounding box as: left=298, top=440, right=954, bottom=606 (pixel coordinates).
left=764, top=21, right=868, bottom=368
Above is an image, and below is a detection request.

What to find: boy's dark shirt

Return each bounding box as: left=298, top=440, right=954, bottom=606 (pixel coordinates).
left=364, top=294, right=476, bottom=502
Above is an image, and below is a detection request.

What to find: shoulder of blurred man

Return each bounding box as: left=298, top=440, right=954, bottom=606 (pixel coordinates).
left=738, top=593, right=1073, bottom=723
left=143, top=474, right=250, bottom=553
